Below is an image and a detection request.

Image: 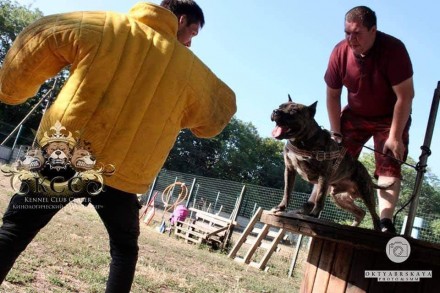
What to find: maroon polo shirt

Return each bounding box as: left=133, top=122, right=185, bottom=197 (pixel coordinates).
left=324, top=31, right=413, bottom=117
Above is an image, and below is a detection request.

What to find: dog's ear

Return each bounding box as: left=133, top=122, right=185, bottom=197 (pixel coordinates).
left=308, top=101, right=318, bottom=117
left=288, top=94, right=292, bottom=102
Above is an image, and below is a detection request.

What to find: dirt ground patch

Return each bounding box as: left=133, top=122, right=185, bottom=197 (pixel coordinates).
left=0, top=168, right=307, bottom=292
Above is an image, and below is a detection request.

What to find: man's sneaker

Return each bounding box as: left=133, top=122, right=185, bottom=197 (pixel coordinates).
left=380, top=218, right=396, bottom=234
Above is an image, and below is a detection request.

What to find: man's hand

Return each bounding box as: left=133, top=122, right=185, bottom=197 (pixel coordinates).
left=383, top=137, right=405, bottom=162
left=330, top=131, right=343, bottom=144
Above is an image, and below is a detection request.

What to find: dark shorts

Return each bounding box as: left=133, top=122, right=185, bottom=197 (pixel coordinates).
left=340, top=108, right=411, bottom=179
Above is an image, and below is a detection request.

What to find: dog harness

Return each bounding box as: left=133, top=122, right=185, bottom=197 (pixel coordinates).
left=286, top=141, right=343, bottom=161
left=286, top=141, right=347, bottom=175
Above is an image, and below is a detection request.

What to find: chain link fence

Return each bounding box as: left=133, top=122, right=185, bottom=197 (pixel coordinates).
left=143, top=169, right=440, bottom=244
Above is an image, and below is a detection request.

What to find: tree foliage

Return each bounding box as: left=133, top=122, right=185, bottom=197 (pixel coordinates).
left=0, top=0, right=67, bottom=146
left=358, top=152, right=440, bottom=216
left=0, top=0, right=43, bottom=62
left=164, top=117, right=312, bottom=192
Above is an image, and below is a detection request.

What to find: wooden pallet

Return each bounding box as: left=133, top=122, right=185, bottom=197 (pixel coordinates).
left=174, top=207, right=236, bottom=249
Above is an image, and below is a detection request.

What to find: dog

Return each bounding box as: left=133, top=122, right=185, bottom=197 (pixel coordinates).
left=271, top=95, right=386, bottom=230
left=71, top=145, right=96, bottom=172
left=17, top=148, right=45, bottom=172
left=43, top=141, right=72, bottom=171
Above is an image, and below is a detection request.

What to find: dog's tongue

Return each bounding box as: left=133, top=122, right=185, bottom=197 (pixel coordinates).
left=272, top=126, right=283, bottom=138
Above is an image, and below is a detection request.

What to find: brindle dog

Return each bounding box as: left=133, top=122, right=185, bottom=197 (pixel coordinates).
left=271, top=96, right=386, bottom=230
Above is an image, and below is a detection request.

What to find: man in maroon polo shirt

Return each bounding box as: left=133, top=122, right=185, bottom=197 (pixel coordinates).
left=308, top=6, right=414, bottom=233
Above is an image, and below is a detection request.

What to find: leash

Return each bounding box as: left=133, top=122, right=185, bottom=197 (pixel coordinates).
left=1, top=78, right=59, bottom=146
left=330, top=130, right=420, bottom=170
left=340, top=136, right=433, bottom=223
left=360, top=144, right=424, bottom=171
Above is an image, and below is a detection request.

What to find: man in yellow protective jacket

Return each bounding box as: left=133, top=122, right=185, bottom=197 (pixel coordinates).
left=0, top=1, right=236, bottom=292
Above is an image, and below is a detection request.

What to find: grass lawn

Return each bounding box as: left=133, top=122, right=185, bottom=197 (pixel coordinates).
left=0, top=172, right=308, bottom=292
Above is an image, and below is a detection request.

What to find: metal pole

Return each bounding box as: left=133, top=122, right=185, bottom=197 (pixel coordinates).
left=404, top=81, right=439, bottom=237
left=251, top=202, right=257, bottom=216
left=1, top=80, right=57, bottom=146
left=232, top=185, right=246, bottom=222
left=145, top=176, right=158, bottom=206
left=213, top=191, right=220, bottom=212
left=288, top=234, right=304, bottom=278
left=11, top=124, right=23, bottom=151
left=185, top=178, right=197, bottom=208
left=32, top=97, right=51, bottom=147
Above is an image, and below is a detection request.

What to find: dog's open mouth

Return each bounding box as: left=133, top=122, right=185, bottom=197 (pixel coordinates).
left=272, top=125, right=290, bottom=139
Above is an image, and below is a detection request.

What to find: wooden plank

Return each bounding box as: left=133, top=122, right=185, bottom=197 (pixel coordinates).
left=261, top=211, right=440, bottom=264
left=183, top=237, right=202, bottom=244
left=327, top=242, right=354, bottom=293
left=345, top=249, right=375, bottom=293
left=174, top=219, right=208, bottom=244
left=192, top=222, right=224, bottom=234
left=174, top=228, right=203, bottom=244
left=257, top=228, right=285, bottom=270
left=205, top=226, right=229, bottom=238
left=189, top=207, right=237, bottom=225
left=419, top=261, right=440, bottom=293
left=244, top=238, right=280, bottom=250
left=393, top=260, right=427, bottom=293
left=258, top=210, right=440, bottom=292
left=228, top=207, right=263, bottom=259
left=367, top=250, right=398, bottom=293
left=300, top=238, right=324, bottom=293
left=243, top=224, right=270, bottom=264
left=251, top=227, right=283, bottom=239
left=312, top=240, right=337, bottom=293
left=195, top=215, right=231, bottom=228
left=175, top=227, right=204, bottom=240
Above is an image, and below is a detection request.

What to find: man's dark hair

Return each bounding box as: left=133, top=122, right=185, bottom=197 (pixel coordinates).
left=345, top=6, right=376, bottom=30
left=160, top=0, right=205, bottom=28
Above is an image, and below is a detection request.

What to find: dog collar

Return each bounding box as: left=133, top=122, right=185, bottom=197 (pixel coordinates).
left=285, top=141, right=344, bottom=161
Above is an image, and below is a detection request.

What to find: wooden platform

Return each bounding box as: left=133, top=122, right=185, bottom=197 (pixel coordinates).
left=261, top=210, right=440, bottom=293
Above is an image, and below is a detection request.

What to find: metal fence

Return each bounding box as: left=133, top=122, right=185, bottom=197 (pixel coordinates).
left=145, top=169, right=440, bottom=244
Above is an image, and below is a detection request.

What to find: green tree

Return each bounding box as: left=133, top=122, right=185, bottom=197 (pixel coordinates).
left=358, top=152, right=440, bottom=216
left=0, top=0, right=43, bottom=61
left=163, top=117, right=312, bottom=192
left=214, top=118, right=270, bottom=183
left=164, top=128, right=222, bottom=178
left=0, top=0, right=67, bottom=146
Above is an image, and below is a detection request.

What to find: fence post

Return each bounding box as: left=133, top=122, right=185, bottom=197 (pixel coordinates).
left=213, top=191, right=220, bottom=212
left=404, top=81, right=439, bottom=237
left=231, top=185, right=246, bottom=222
left=185, top=178, right=197, bottom=208
left=251, top=202, right=257, bottom=216
left=288, top=234, right=304, bottom=278
left=145, top=176, right=158, bottom=205
left=1, top=80, right=57, bottom=146
left=11, top=124, right=23, bottom=152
